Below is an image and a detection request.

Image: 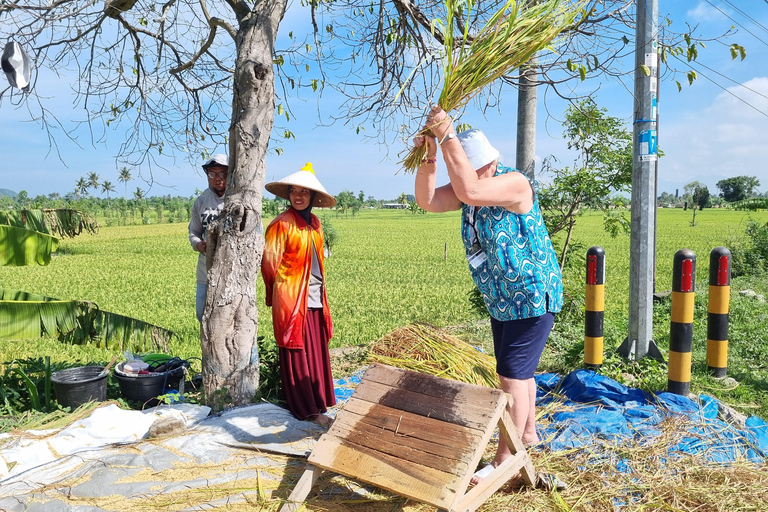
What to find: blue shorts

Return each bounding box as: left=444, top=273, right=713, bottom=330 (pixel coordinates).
left=491, top=312, right=555, bottom=380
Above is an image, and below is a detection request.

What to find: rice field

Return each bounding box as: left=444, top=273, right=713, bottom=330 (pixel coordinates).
left=1, top=207, right=766, bottom=368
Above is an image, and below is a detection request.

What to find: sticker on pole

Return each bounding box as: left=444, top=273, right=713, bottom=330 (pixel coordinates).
left=638, top=129, right=657, bottom=162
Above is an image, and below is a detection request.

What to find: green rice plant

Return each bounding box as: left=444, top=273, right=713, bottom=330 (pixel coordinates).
left=402, top=0, right=585, bottom=171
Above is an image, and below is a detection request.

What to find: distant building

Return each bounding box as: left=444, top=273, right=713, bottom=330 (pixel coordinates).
left=382, top=203, right=407, bottom=209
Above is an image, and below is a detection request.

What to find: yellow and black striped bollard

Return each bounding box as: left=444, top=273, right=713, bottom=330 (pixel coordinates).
left=706, top=247, right=731, bottom=378
left=668, top=249, right=696, bottom=395
left=585, top=246, right=605, bottom=369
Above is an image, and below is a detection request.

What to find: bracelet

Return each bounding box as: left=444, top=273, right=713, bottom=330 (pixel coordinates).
left=421, top=157, right=437, bottom=164
left=439, top=132, right=456, bottom=145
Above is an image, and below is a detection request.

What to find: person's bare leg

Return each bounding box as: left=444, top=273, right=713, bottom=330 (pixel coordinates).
left=522, top=377, right=538, bottom=446
left=471, top=375, right=531, bottom=485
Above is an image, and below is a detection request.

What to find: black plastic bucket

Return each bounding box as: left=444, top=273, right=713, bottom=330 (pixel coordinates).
left=114, top=362, right=183, bottom=404
left=51, top=366, right=107, bottom=409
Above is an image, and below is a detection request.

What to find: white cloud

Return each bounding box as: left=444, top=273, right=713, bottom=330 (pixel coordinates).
left=686, top=2, right=731, bottom=22
left=661, top=77, right=768, bottom=193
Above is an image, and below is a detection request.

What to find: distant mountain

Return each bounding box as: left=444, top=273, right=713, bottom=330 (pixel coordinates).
left=0, top=189, right=17, bottom=199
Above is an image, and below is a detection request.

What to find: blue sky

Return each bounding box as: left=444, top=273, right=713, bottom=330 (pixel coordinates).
left=3, top=1, right=768, bottom=201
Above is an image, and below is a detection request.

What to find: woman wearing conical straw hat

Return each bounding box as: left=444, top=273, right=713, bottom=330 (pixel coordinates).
left=262, top=163, right=338, bottom=426
left=413, top=105, right=563, bottom=485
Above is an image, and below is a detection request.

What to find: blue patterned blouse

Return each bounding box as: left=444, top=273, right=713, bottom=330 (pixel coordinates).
left=461, top=165, right=563, bottom=321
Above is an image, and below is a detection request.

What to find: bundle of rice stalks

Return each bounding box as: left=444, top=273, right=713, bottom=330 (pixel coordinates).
left=368, top=322, right=498, bottom=387
left=402, top=0, right=585, bottom=171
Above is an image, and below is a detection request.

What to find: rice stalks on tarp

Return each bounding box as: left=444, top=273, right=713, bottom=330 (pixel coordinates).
left=401, top=0, right=586, bottom=171
left=368, top=322, right=498, bottom=387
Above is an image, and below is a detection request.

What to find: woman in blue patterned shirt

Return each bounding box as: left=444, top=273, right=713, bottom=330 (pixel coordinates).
left=414, top=105, right=563, bottom=484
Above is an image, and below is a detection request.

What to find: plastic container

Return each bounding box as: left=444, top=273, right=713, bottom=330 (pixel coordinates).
left=114, top=362, right=183, bottom=404
left=51, top=366, right=107, bottom=409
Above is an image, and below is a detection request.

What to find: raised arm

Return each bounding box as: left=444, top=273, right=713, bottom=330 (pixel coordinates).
left=413, top=126, right=462, bottom=213
left=427, top=106, right=534, bottom=214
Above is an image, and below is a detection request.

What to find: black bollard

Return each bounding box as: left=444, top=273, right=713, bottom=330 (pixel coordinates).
left=668, top=249, right=696, bottom=396
left=706, top=247, right=731, bottom=378
left=585, top=246, right=605, bottom=369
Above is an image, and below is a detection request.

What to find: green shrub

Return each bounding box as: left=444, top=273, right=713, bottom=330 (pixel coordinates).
left=730, top=220, right=768, bottom=277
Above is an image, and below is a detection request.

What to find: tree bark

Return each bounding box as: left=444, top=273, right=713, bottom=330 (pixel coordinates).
left=201, top=1, right=287, bottom=410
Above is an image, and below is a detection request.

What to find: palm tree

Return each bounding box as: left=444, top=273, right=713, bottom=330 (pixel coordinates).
left=74, top=177, right=89, bottom=199
left=133, top=187, right=145, bottom=201
left=118, top=167, right=133, bottom=199
left=101, top=181, right=116, bottom=198
left=87, top=172, right=100, bottom=194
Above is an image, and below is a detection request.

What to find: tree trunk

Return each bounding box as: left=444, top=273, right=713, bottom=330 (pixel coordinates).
left=201, top=1, right=287, bottom=410
left=515, top=57, right=538, bottom=180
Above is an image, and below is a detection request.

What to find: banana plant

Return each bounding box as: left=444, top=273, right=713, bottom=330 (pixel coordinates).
left=0, top=289, right=172, bottom=352
left=0, top=208, right=98, bottom=266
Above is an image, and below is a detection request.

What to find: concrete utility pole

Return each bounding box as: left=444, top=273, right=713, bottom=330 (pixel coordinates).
left=516, top=58, right=538, bottom=181
left=618, top=0, right=663, bottom=361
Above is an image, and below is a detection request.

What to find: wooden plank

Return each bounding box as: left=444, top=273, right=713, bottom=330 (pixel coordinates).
left=452, top=391, right=510, bottom=497
left=363, top=363, right=502, bottom=404
left=338, top=399, right=483, bottom=455
left=308, top=435, right=461, bottom=510
left=328, top=410, right=471, bottom=475
left=496, top=395, right=536, bottom=486
left=279, top=464, right=324, bottom=512
left=450, top=451, right=531, bottom=512
left=351, top=379, right=496, bottom=430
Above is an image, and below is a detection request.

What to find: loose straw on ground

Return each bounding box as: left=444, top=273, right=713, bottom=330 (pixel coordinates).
left=401, top=0, right=585, bottom=172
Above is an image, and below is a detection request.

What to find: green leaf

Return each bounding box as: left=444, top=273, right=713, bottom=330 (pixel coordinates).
left=311, top=79, right=318, bottom=92
left=0, top=225, right=59, bottom=266
left=277, top=104, right=284, bottom=116
left=579, top=65, right=586, bottom=81
left=676, top=81, right=682, bottom=92
left=566, top=58, right=575, bottom=72
left=13, top=366, right=40, bottom=411
left=640, top=65, right=651, bottom=77
left=0, top=289, right=174, bottom=352
left=687, top=71, right=697, bottom=85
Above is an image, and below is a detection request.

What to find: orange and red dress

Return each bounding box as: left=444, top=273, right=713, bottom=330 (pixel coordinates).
left=262, top=207, right=335, bottom=420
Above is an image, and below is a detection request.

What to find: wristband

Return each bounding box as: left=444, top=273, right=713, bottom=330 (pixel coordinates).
left=422, top=157, right=437, bottom=164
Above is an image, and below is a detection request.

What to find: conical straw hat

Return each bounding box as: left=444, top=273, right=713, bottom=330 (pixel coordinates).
left=265, top=163, right=337, bottom=207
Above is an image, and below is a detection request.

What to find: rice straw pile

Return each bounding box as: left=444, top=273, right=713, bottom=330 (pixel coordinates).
left=367, top=322, right=498, bottom=387
left=402, top=0, right=585, bottom=171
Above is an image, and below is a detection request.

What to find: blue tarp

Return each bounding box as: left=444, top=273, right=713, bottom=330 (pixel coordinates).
left=535, top=370, right=768, bottom=464
left=334, top=368, right=768, bottom=465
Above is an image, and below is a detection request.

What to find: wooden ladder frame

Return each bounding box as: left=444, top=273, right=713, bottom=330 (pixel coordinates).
left=280, top=363, right=535, bottom=512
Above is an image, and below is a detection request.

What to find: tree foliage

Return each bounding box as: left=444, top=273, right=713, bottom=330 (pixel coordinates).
left=716, top=176, right=761, bottom=202
left=539, top=98, right=632, bottom=267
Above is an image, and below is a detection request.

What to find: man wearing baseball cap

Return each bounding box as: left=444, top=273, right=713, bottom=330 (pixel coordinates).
left=188, top=154, right=228, bottom=322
